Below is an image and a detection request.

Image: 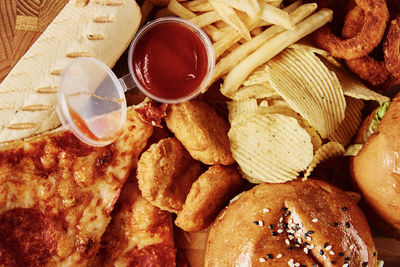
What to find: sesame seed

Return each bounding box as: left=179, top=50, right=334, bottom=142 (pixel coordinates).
left=345, top=222, right=350, bottom=228
left=303, top=248, right=308, bottom=254
left=277, top=254, right=283, bottom=259
left=269, top=224, right=274, bottom=229
left=285, top=211, right=291, bottom=216
left=306, top=236, right=312, bottom=241
left=253, top=221, right=259, bottom=225
left=342, top=207, right=348, bottom=211
left=282, top=207, right=288, bottom=212
left=259, top=257, right=266, bottom=262
left=289, top=235, right=294, bottom=240
left=319, top=250, right=324, bottom=255
left=295, top=244, right=300, bottom=247
left=263, top=208, right=270, bottom=213
left=312, top=218, right=318, bottom=223
left=343, top=263, right=349, bottom=267
left=323, top=255, right=327, bottom=260
left=309, top=244, right=315, bottom=249
left=297, top=238, right=302, bottom=244
left=323, top=242, right=329, bottom=248
left=294, top=263, right=300, bottom=267
left=333, top=222, right=339, bottom=227
left=285, top=239, right=290, bottom=245
left=280, top=217, right=284, bottom=223
left=289, top=259, right=294, bottom=264
left=259, top=220, right=264, bottom=226
left=307, top=230, right=315, bottom=235
left=338, top=252, right=344, bottom=257
left=278, top=229, right=284, bottom=233
left=267, top=254, right=273, bottom=259
left=373, top=252, right=376, bottom=257
left=345, top=257, right=351, bottom=261
left=329, top=251, right=335, bottom=255
left=326, top=245, right=332, bottom=251
left=287, top=229, right=295, bottom=234
left=362, top=262, right=368, bottom=267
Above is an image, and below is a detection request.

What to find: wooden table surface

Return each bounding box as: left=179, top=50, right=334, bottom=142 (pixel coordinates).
left=0, top=0, right=68, bottom=82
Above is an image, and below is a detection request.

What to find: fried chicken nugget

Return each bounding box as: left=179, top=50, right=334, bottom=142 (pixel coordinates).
left=175, top=165, right=243, bottom=232
left=137, top=137, right=202, bottom=213
left=165, top=101, right=234, bottom=165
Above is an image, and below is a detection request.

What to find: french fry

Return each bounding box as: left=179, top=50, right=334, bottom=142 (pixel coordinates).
left=167, top=0, right=226, bottom=42
left=259, top=2, right=293, bottom=30
left=183, top=0, right=214, bottom=12
left=221, top=8, right=333, bottom=96
left=168, top=0, right=196, bottom=19
left=140, top=0, right=155, bottom=27
left=189, top=11, right=222, bottom=28
left=211, top=3, right=318, bottom=85
left=212, top=0, right=261, bottom=19
left=250, top=26, right=263, bottom=36
left=209, top=0, right=251, bottom=41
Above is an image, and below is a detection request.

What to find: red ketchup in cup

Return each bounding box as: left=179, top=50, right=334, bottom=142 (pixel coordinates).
left=128, top=17, right=215, bottom=103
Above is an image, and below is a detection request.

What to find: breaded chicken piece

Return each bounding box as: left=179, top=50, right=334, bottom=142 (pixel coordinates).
left=165, top=101, right=234, bottom=165
left=175, top=165, right=243, bottom=232
left=94, top=176, right=176, bottom=267
left=137, top=137, right=202, bottom=213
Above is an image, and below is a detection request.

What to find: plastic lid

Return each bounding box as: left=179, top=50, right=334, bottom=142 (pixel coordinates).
left=57, top=57, right=127, bottom=147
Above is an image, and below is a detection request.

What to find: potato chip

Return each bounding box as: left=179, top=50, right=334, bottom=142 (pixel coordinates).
left=328, top=97, right=364, bottom=146
left=325, top=61, right=390, bottom=104
left=231, top=85, right=280, bottom=101
left=229, top=112, right=313, bottom=183
left=259, top=103, right=322, bottom=152
left=267, top=47, right=346, bottom=138
left=303, top=142, right=345, bottom=179
left=227, top=99, right=258, bottom=123
left=345, top=191, right=362, bottom=203
left=209, top=0, right=251, bottom=41
left=289, top=43, right=341, bottom=67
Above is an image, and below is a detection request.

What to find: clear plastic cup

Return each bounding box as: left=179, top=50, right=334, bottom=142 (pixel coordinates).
left=57, top=17, right=215, bottom=147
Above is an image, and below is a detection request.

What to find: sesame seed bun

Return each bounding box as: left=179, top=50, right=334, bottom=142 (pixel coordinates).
left=205, top=179, right=376, bottom=266
left=351, top=94, right=400, bottom=238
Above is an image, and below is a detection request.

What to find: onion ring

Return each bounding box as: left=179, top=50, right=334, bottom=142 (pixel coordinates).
left=383, top=17, right=400, bottom=80
left=312, top=0, right=389, bottom=60
left=343, top=5, right=391, bottom=85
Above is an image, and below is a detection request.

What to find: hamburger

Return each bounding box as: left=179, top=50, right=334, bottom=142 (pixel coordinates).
left=205, top=179, right=377, bottom=266
left=349, top=94, right=400, bottom=238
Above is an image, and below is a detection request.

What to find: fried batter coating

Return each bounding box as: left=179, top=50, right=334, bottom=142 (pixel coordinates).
left=137, top=137, right=202, bottom=213
left=175, top=165, right=243, bottom=232
left=165, top=100, right=234, bottom=165
left=312, top=0, right=389, bottom=60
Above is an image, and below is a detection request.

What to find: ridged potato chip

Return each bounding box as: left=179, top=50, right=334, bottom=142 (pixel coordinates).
left=303, top=142, right=345, bottom=179
left=326, top=61, right=390, bottom=104
left=227, top=99, right=258, bottom=122
left=267, top=47, right=346, bottom=138
left=259, top=103, right=322, bottom=152
left=328, top=97, right=364, bottom=146
left=229, top=112, right=313, bottom=183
